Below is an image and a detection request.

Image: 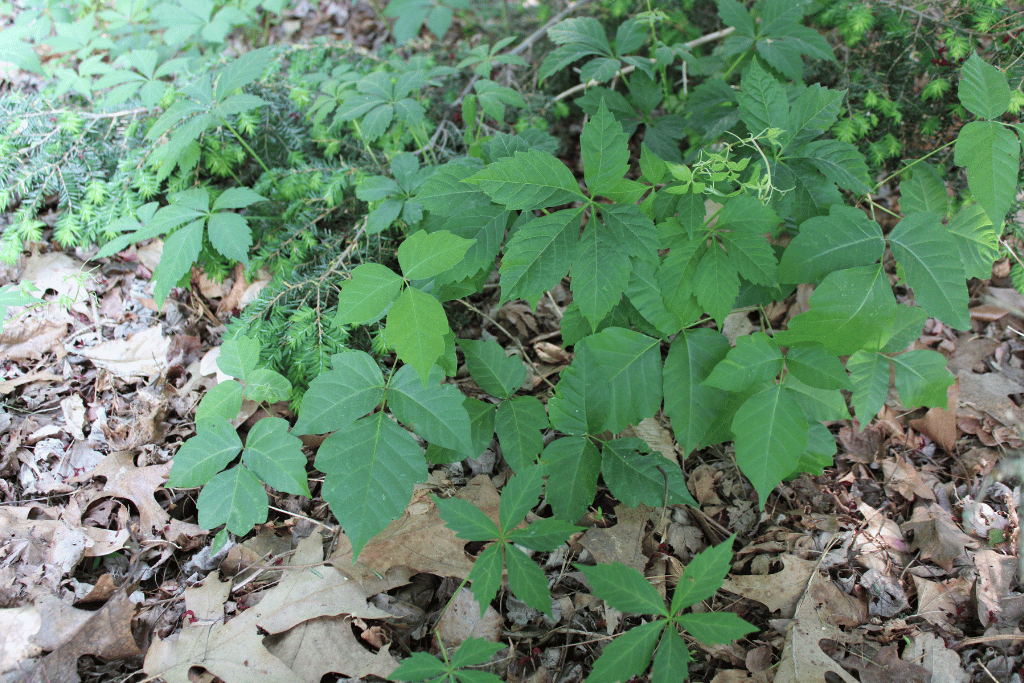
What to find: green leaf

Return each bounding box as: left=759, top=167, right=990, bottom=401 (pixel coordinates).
left=243, top=368, right=291, bottom=404
left=882, top=305, right=929, bottom=353
left=499, top=208, right=583, bottom=307
left=195, top=380, right=243, bottom=423
left=784, top=375, right=849, bottom=422
left=947, top=203, right=998, bottom=280
left=891, top=350, right=954, bottom=409
left=458, top=338, right=527, bottom=399
left=507, top=517, right=581, bottom=551
left=784, top=346, right=852, bottom=390
left=433, top=494, right=501, bottom=541
left=167, top=418, right=242, bottom=488
left=505, top=544, right=553, bottom=615
left=335, top=264, right=404, bottom=326
left=602, top=438, right=697, bottom=507
left=217, top=335, right=260, bottom=381
left=582, top=100, right=630, bottom=197
left=433, top=207, right=510, bottom=284
left=663, top=329, right=731, bottom=454
left=240, top=417, right=309, bottom=496
left=586, top=619, right=665, bottom=683
left=466, top=542, right=503, bottom=616
left=398, top=230, right=476, bottom=280
left=572, top=217, right=631, bottom=327
left=718, top=0, right=755, bottom=37
left=390, top=651, right=448, bottom=682
left=416, top=160, right=492, bottom=215
left=499, top=464, right=544, bottom=531
left=732, top=385, right=808, bottom=507
left=367, top=197, right=404, bottom=235
left=959, top=53, right=1011, bottom=120
left=292, top=351, right=385, bottom=435
left=213, top=187, right=266, bottom=211
left=206, top=212, right=252, bottom=265
left=640, top=143, right=667, bottom=184
left=847, top=350, right=889, bottom=426
left=677, top=612, right=757, bottom=646
left=900, top=163, right=948, bottom=216
left=452, top=639, right=505, bottom=669
left=388, top=364, right=473, bottom=453
left=650, top=628, right=692, bottom=683
left=558, top=328, right=662, bottom=434
left=466, top=150, right=585, bottom=210
left=579, top=562, right=669, bottom=616
left=542, top=437, right=601, bottom=523
left=693, top=244, right=739, bottom=327
left=775, top=265, right=896, bottom=355
left=214, top=46, right=271, bottom=99
left=495, top=396, right=547, bottom=472
left=703, top=332, right=783, bottom=392
left=794, top=139, right=871, bottom=194
left=153, top=219, right=204, bottom=308
left=737, top=59, right=788, bottom=134
left=427, top=397, right=495, bottom=463
left=784, top=84, right=843, bottom=146
left=954, top=120, right=1021, bottom=226
left=317, top=412, right=426, bottom=558
left=670, top=535, right=736, bottom=613
left=888, top=213, right=969, bottom=329
left=197, top=465, right=268, bottom=535
left=387, top=287, right=450, bottom=384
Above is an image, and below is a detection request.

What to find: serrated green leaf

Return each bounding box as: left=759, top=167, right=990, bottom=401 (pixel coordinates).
left=718, top=0, right=755, bottom=36
left=390, top=651, right=448, bottom=682
left=195, top=380, right=243, bottom=423
left=433, top=494, right=501, bottom=541
left=693, top=244, right=739, bottom=327
left=676, top=611, right=757, bottom=646
left=784, top=346, right=852, bottom=390
left=505, top=544, right=552, bottom=615
left=542, top=436, right=601, bottom=523
left=732, top=385, right=808, bottom=507
left=334, top=264, right=404, bottom=326
left=452, top=638, right=505, bottom=669
left=507, top=517, right=581, bottom=551
left=650, top=627, right=691, bottom=683
left=586, top=619, right=665, bottom=683
left=784, top=84, right=843, bottom=147
left=953, top=120, right=1021, bottom=226
left=466, top=150, right=584, bottom=210
left=153, top=219, right=204, bottom=309
left=292, top=350, right=385, bottom=435
left=703, top=332, right=783, bottom=392
left=466, top=542, right=503, bottom=617
left=664, top=329, right=731, bottom=454
left=212, top=187, right=266, bottom=211
left=640, top=143, right=667, bottom=184
left=579, top=562, right=669, bottom=616
left=499, top=208, right=583, bottom=307
left=548, top=16, right=612, bottom=52
left=888, top=213, right=969, bottom=329
left=891, top=350, right=954, bottom=409
left=959, top=53, right=1011, bottom=120
left=197, top=465, right=268, bottom=534
left=387, top=287, right=450, bottom=384
left=947, top=203, right=998, bottom=280
left=778, top=202, right=884, bottom=286
left=317, top=412, right=425, bottom=558
left=795, top=139, right=871, bottom=194
left=495, top=396, right=547, bottom=472
left=572, top=217, right=631, bottom=326
left=217, top=335, right=260, bottom=382
left=847, top=350, right=889, bottom=426
left=737, top=59, right=788, bottom=133
left=206, top=212, right=252, bottom=265
left=775, top=265, right=896, bottom=355
left=214, top=46, right=271, bottom=99
left=167, top=418, right=242, bottom=488
left=366, top=197, right=404, bottom=235
left=670, top=534, right=736, bottom=613
left=416, top=160, right=492, bottom=215
left=388, top=364, right=473, bottom=453
left=433, top=207, right=509, bottom=284
left=499, top=463, right=544, bottom=531
left=582, top=100, right=630, bottom=197
left=458, top=338, right=527, bottom=399
left=626, top=259, right=693, bottom=336
left=398, top=230, right=476, bottom=280
left=602, top=438, right=697, bottom=507
left=900, top=163, right=948, bottom=216
left=240, top=417, right=309, bottom=496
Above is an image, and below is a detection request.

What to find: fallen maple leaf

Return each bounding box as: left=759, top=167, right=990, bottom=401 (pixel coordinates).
left=720, top=554, right=817, bottom=618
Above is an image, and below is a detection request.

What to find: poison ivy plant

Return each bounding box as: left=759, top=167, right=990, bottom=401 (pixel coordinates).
left=579, top=536, right=757, bottom=683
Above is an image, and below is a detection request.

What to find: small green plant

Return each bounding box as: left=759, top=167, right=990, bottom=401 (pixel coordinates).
left=383, top=0, right=472, bottom=45
left=390, top=637, right=505, bottom=683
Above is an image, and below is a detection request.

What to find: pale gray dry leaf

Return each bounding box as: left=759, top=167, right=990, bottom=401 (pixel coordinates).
left=775, top=572, right=862, bottom=683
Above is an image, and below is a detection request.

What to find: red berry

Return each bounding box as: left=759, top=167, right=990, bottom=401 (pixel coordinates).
left=931, top=58, right=939, bottom=64
left=940, top=59, right=949, bottom=66
left=1004, top=35, right=1011, bottom=43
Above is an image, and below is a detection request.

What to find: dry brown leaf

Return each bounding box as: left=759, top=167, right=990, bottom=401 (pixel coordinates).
left=903, top=502, right=979, bottom=571
left=973, top=547, right=1024, bottom=627
left=880, top=455, right=937, bottom=501
left=330, top=475, right=501, bottom=583
left=956, top=370, right=1024, bottom=430
left=720, top=554, right=817, bottom=618
left=905, top=632, right=969, bottom=683
left=853, top=644, right=930, bottom=683
left=0, top=607, right=43, bottom=671
left=774, top=572, right=860, bottom=683
left=76, top=326, right=171, bottom=379
left=144, top=532, right=389, bottom=683
left=264, top=615, right=397, bottom=681
left=912, top=574, right=970, bottom=633
left=580, top=504, right=650, bottom=573
left=620, top=417, right=678, bottom=465
left=17, top=590, right=140, bottom=683
left=434, top=586, right=503, bottom=651
left=0, top=316, right=69, bottom=361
